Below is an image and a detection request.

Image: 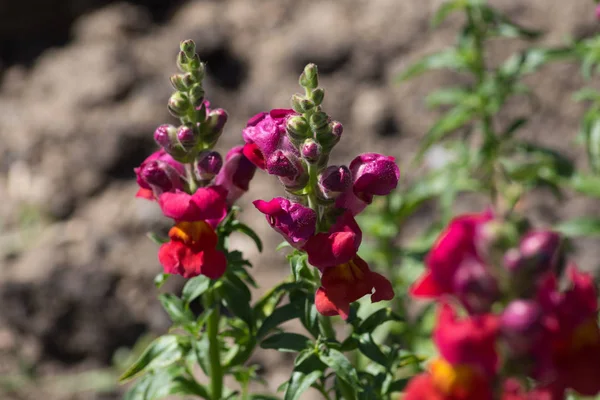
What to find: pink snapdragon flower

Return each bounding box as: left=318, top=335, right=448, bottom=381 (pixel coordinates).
left=253, top=198, right=317, bottom=247
left=135, top=149, right=185, bottom=200
left=159, top=186, right=228, bottom=227
left=215, top=145, right=257, bottom=204
left=336, top=153, right=400, bottom=215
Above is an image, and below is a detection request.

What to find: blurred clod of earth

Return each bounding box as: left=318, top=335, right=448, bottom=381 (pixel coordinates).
left=0, top=0, right=598, bottom=399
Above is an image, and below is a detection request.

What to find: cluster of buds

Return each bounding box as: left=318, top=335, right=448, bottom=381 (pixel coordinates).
left=247, top=64, right=400, bottom=319
left=405, top=211, right=600, bottom=399
left=135, top=40, right=257, bottom=279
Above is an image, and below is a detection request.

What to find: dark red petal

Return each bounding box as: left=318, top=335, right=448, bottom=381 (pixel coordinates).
left=243, top=143, right=266, bottom=169
left=410, top=271, right=445, bottom=297
left=315, top=287, right=350, bottom=320
left=200, top=249, right=227, bottom=279
left=370, top=272, right=395, bottom=302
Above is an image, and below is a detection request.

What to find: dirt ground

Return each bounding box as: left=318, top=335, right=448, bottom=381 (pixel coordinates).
left=0, top=0, right=599, bottom=399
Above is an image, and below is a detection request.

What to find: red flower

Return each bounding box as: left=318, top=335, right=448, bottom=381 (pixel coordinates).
left=158, top=221, right=227, bottom=279
left=135, top=149, right=185, bottom=200
left=158, top=186, right=228, bottom=226
left=541, top=266, right=600, bottom=396
left=315, top=255, right=394, bottom=320
left=434, top=303, right=499, bottom=376
left=410, top=211, right=493, bottom=298
left=302, top=211, right=362, bottom=270
left=403, top=359, right=493, bottom=400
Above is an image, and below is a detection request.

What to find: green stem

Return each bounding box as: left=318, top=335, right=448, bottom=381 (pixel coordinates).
left=186, top=163, right=198, bottom=193
left=206, top=293, right=223, bottom=400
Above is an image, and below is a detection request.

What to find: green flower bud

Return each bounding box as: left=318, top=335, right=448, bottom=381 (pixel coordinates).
left=291, top=94, right=315, bottom=114
left=299, top=63, right=318, bottom=89
left=170, top=74, right=187, bottom=91
left=309, top=111, right=329, bottom=131
left=286, top=115, right=310, bottom=143
left=181, top=72, right=196, bottom=88
left=180, top=39, right=196, bottom=58
left=168, top=92, right=191, bottom=117
left=188, top=54, right=202, bottom=71
left=176, top=51, right=188, bottom=72
left=188, top=84, right=205, bottom=108
left=310, top=88, right=325, bottom=105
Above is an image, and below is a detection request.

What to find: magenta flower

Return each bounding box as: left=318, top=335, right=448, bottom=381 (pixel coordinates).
left=253, top=197, right=317, bottom=247
left=158, top=186, right=228, bottom=227
left=214, top=146, right=257, bottom=204
left=135, top=149, right=185, bottom=200
left=242, top=109, right=298, bottom=169
left=336, top=153, right=400, bottom=215
left=302, top=211, right=362, bottom=270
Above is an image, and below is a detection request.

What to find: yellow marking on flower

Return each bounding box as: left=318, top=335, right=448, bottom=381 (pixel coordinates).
left=571, top=318, right=600, bottom=351
left=169, top=221, right=212, bottom=244
left=330, top=259, right=366, bottom=282
left=430, top=358, right=474, bottom=395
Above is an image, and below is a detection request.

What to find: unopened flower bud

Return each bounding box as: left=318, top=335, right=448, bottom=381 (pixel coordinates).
left=310, top=88, right=325, bottom=105
left=188, top=54, right=202, bottom=71
left=154, top=124, right=177, bottom=149
left=318, top=165, right=352, bottom=199
left=519, top=231, right=562, bottom=274
left=452, top=259, right=499, bottom=314
left=266, top=150, right=298, bottom=178
left=176, top=51, right=188, bottom=72
left=177, top=125, right=197, bottom=148
left=317, top=121, right=342, bottom=149
left=501, top=300, right=543, bottom=356
left=475, top=220, right=518, bottom=263
left=168, top=92, right=190, bottom=117
left=291, top=94, right=314, bottom=114
left=140, top=160, right=182, bottom=194
left=503, top=248, right=522, bottom=273
left=301, top=139, right=321, bottom=163
left=309, top=111, right=329, bottom=131
left=201, top=108, right=228, bottom=144
left=182, top=72, right=195, bottom=88
left=180, top=39, right=196, bottom=58
left=170, top=74, right=187, bottom=91
left=331, top=121, right=343, bottom=138
left=195, top=151, right=223, bottom=180
left=188, top=84, right=205, bottom=108
left=286, top=115, right=310, bottom=143
left=299, top=63, right=319, bottom=89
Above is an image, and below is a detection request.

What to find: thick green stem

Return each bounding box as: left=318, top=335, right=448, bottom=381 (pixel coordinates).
left=206, top=293, right=223, bottom=400
left=186, top=163, right=198, bottom=193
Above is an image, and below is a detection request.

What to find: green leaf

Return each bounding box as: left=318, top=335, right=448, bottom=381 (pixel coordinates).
left=181, top=275, right=211, bottom=304
left=502, top=118, right=528, bottom=139
left=387, top=378, right=411, bottom=393
left=261, top=333, right=311, bottom=353
left=319, top=349, right=360, bottom=387
left=147, top=231, right=169, bottom=245
left=425, top=87, right=472, bottom=108
left=231, top=221, right=263, bottom=252
left=555, top=218, right=600, bottom=237
left=256, top=302, right=303, bottom=340
left=119, top=335, right=184, bottom=382
left=159, top=294, right=194, bottom=325
left=154, top=273, right=170, bottom=289
left=481, top=6, right=541, bottom=40
left=500, top=48, right=573, bottom=78
left=219, top=271, right=254, bottom=326
left=358, top=333, right=389, bottom=367
left=250, top=395, right=281, bottom=400
left=417, top=105, right=475, bottom=159
left=283, top=370, right=322, bottom=400
left=301, top=296, right=320, bottom=338
left=358, top=308, right=403, bottom=333
left=398, top=49, right=467, bottom=81
left=569, top=173, right=600, bottom=198
left=431, top=0, right=467, bottom=27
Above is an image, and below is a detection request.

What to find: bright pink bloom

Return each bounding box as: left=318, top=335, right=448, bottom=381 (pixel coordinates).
left=215, top=146, right=257, bottom=204
left=501, top=379, right=562, bottom=400
left=242, top=109, right=298, bottom=169
left=596, top=4, right=600, bottom=21
left=135, top=149, right=184, bottom=200
left=336, top=153, right=400, bottom=215
left=158, top=221, right=226, bottom=279
left=434, top=303, right=499, bottom=376
left=253, top=197, right=316, bottom=247
left=410, top=211, right=493, bottom=298
left=315, top=255, right=394, bottom=320
left=158, top=186, right=228, bottom=227
left=302, top=211, right=362, bottom=270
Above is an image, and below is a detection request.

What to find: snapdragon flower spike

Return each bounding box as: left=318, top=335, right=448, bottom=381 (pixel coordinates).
left=158, top=221, right=226, bottom=279
left=302, top=211, right=362, bottom=270
left=315, top=255, right=394, bottom=320
left=158, top=185, right=228, bottom=227
left=336, top=153, right=400, bottom=215
left=135, top=149, right=185, bottom=200
left=215, top=145, right=257, bottom=204
left=253, top=197, right=316, bottom=248
left=541, top=265, right=600, bottom=396
left=242, top=109, right=299, bottom=170
left=410, top=210, right=493, bottom=298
